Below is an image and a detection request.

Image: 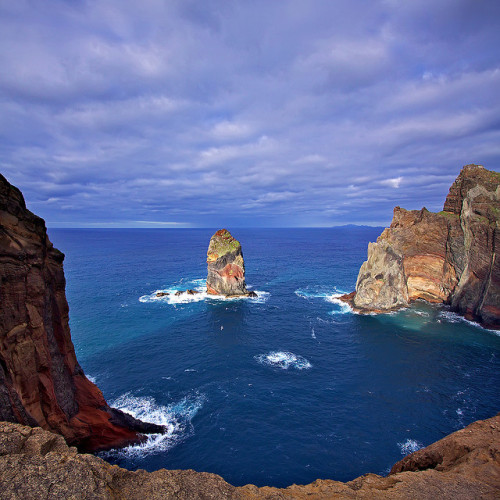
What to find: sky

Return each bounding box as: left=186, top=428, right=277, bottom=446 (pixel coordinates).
left=1, top=0, right=499, bottom=228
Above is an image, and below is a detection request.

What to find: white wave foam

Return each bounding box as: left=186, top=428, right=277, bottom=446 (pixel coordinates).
left=87, top=375, right=97, bottom=384
left=438, top=310, right=500, bottom=334
left=411, top=310, right=430, bottom=317
left=295, top=286, right=347, bottom=300
left=398, top=438, right=423, bottom=455
left=101, top=392, right=205, bottom=459
left=326, top=294, right=352, bottom=315
left=255, top=351, right=312, bottom=370
left=139, top=278, right=269, bottom=305
left=295, top=286, right=353, bottom=315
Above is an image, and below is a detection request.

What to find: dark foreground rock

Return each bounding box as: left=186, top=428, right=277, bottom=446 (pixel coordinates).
left=206, top=229, right=249, bottom=296
left=347, top=165, right=500, bottom=329
left=0, top=414, right=499, bottom=499
left=0, top=174, right=163, bottom=452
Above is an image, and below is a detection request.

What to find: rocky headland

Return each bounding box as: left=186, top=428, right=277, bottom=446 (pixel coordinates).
left=343, top=164, right=500, bottom=329
left=0, top=174, right=163, bottom=452
left=0, top=413, right=499, bottom=499
left=206, top=229, right=255, bottom=297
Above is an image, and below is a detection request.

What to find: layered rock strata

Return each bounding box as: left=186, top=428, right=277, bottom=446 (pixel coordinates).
left=206, top=229, right=251, bottom=296
left=348, top=165, right=500, bottom=329
left=0, top=174, right=163, bottom=452
left=0, top=413, right=499, bottom=499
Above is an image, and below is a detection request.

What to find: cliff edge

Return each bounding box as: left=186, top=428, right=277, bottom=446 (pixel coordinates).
left=0, top=413, right=498, bottom=499
left=0, top=174, right=163, bottom=451
left=348, top=165, right=499, bottom=329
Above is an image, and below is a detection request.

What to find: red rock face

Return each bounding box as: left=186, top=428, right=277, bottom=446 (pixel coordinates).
left=352, top=165, right=500, bottom=329
left=206, top=229, right=248, bottom=296
left=0, top=174, right=159, bottom=452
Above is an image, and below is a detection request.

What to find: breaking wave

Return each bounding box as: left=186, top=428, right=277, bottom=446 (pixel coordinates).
left=255, top=351, right=312, bottom=370
left=139, top=278, right=269, bottom=305
left=438, top=309, right=500, bottom=334
left=326, top=293, right=352, bottom=315
left=100, top=392, right=205, bottom=459
left=397, top=438, right=424, bottom=455
left=295, top=286, right=352, bottom=315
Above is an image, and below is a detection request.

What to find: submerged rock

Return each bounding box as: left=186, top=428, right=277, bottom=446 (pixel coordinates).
left=0, top=174, right=164, bottom=452
left=206, top=229, right=248, bottom=296
left=0, top=414, right=499, bottom=498
left=347, top=165, right=500, bottom=329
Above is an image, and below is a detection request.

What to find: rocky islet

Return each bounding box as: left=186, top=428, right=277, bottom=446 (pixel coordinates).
left=206, top=228, right=256, bottom=297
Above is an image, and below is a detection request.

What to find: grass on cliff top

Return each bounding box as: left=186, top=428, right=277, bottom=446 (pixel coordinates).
left=209, top=229, right=240, bottom=256
left=437, top=210, right=460, bottom=219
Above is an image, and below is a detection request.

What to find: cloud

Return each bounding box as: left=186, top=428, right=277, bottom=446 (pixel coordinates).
left=380, top=177, right=403, bottom=189
left=0, top=0, right=499, bottom=227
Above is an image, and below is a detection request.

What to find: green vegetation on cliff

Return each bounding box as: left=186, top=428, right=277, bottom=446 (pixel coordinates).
left=208, top=229, right=241, bottom=257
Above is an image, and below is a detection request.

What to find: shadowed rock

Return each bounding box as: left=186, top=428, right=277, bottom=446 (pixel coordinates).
left=0, top=174, right=164, bottom=452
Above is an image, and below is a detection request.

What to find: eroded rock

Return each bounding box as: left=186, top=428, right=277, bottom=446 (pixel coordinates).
left=348, top=165, right=500, bottom=329
left=206, top=229, right=248, bottom=296
left=0, top=414, right=498, bottom=499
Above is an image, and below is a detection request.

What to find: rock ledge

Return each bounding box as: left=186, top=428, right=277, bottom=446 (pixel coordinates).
left=0, top=413, right=499, bottom=499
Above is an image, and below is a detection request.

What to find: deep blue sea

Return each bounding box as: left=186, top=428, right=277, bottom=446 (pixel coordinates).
left=49, top=228, right=500, bottom=488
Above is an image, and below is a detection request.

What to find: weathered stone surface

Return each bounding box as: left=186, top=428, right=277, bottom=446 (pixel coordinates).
left=206, top=229, right=248, bottom=296
left=0, top=174, right=164, bottom=452
left=348, top=165, right=500, bottom=329
left=0, top=414, right=499, bottom=499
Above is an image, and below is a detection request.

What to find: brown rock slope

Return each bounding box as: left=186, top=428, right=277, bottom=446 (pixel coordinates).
left=0, top=174, right=163, bottom=452
left=0, top=413, right=499, bottom=499
left=348, top=164, right=500, bottom=329
left=206, top=229, right=251, bottom=296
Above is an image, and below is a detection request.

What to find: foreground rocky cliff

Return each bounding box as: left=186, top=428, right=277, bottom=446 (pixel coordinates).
left=207, top=229, right=252, bottom=296
left=349, top=165, right=499, bottom=329
left=1, top=414, right=498, bottom=499
left=0, top=174, right=163, bottom=451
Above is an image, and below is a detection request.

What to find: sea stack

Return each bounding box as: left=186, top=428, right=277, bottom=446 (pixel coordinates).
left=346, top=164, right=500, bottom=329
left=0, top=174, right=163, bottom=452
left=206, top=229, right=248, bottom=296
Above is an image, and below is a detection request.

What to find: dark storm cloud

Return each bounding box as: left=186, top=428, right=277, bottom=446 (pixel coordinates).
left=1, top=0, right=499, bottom=227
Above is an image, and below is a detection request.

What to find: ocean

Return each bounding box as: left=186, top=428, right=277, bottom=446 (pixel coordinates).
left=49, top=228, right=500, bottom=488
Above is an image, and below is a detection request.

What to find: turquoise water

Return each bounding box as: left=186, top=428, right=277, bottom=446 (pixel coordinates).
left=49, top=228, right=500, bottom=487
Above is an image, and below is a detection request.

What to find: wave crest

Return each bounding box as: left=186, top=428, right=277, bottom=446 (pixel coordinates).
left=255, top=351, right=312, bottom=370
left=140, top=278, right=269, bottom=305
left=101, top=392, right=205, bottom=459
left=397, top=438, right=423, bottom=455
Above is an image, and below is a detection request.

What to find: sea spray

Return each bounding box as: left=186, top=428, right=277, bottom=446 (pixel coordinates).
left=101, top=392, right=206, bottom=459
left=255, top=351, right=312, bottom=370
